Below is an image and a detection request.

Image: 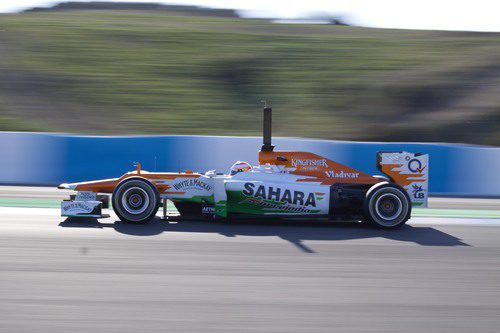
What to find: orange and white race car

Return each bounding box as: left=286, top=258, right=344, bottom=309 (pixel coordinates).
left=58, top=106, right=428, bottom=229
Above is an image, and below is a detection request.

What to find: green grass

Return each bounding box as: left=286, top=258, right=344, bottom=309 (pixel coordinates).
left=0, top=10, right=500, bottom=144
left=412, top=208, right=500, bottom=219
left=0, top=198, right=61, bottom=208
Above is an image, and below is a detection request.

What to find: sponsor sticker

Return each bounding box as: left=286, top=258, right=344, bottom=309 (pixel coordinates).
left=325, top=170, right=360, bottom=178
left=76, top=191, right=97, bottom=201
left=243, top=182, right=317, bottom=207
left=411, top=184, right=425, bottom=200
left=408, top=158, right=426, bottom=173
left=61, top=201, right=100, bottom=215
left=291, top=159, right=328, bottom=168
left=202, top=206, right=215, bottom=214
left=172, top=179, right=212, bottom=191
left=242, top=182, right=319, bottom=210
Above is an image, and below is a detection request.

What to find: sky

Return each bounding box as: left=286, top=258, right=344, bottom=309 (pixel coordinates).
left=1, top=0, right=499, bottom=32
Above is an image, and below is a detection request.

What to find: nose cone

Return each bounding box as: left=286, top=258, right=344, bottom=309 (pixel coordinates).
left=58, top=183, right=76, bottom=190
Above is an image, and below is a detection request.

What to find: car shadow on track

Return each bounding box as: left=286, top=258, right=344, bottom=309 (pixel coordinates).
left=58, top=217, right=469, bottom=253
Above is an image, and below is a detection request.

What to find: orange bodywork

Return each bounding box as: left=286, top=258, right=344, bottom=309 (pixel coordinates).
left=380, top=163, right=426, bottom=187
left=259, top=151, right=381, bottom=185
left=72, top=172, right=202, bottom=193
left=68, top=150, right=381, bottom=193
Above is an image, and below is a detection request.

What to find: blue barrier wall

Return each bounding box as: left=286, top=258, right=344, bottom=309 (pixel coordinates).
left=1, top=132, right=499, bottom=197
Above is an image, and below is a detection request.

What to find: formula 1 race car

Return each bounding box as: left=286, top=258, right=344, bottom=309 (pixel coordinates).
left=58, top=106, right=429, bottom=229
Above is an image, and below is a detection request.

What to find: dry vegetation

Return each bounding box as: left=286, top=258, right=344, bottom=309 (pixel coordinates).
left=0, top=10, right=499, bottom=145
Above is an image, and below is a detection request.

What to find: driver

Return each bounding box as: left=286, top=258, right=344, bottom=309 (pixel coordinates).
left=230, top=161, right=252, bottom=176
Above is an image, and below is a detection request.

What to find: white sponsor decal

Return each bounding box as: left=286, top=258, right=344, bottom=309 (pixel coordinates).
left=75, top=191, right=97, bottom=201
left=61, top=201, right=100, bottom=214
left=325, top=170, right=360, bottom=178
left=172, top=179, right=212, bottom=191
left=202, top=206, right=215, bottom=214
left=291, top=159, right=328, bottom=168
left=243, top=182, right=318, bottom=207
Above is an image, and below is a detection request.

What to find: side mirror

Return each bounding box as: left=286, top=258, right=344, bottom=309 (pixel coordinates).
left=277, top=156, right=287, bottom=162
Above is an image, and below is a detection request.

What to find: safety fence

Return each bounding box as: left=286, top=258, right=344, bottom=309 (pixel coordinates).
left=1, top=132, right=499, bottom=197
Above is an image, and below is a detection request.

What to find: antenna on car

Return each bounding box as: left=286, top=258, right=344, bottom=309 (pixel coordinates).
left=133, top=161, right=141, bottom=174
left=260, top=100, right=274, bottom=152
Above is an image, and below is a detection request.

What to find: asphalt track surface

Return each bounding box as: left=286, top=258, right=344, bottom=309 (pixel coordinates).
left=1, top=187, right=500, bottom=332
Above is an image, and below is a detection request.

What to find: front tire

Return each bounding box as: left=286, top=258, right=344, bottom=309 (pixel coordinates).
left=364, top=182, right=411, bottom=229
left=112, top=177, right=160, bottom=223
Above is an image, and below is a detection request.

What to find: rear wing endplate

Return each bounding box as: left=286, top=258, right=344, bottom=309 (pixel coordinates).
left=377, top=151, right=429, bottom=208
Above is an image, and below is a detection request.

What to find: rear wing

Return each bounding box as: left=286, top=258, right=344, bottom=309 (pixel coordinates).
left=377, top=152, right=429, bottom=208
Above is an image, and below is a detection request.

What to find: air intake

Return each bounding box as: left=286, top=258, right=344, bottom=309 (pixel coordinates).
left=261, top=106, right=274, bottom=152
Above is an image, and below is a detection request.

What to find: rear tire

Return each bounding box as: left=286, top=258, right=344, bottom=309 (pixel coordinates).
left=112, top=178, right=160, bottom=223
left=364, top=182, right=411, bottom=229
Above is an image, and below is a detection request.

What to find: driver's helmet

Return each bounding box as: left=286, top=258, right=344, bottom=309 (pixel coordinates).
left=230, top=161, right=252, bottom=176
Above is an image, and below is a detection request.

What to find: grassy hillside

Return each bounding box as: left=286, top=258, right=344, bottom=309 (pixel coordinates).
left=0, top=10, right=499, bottom=144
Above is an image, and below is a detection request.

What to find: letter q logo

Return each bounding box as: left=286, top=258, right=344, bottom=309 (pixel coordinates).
left=408, top=159, right=426, bottom=173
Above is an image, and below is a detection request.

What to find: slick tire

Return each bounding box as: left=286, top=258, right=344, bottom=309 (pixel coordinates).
left=364, top=182, right=411, bottom=229
left=112, top=177, right=160, bottom=224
